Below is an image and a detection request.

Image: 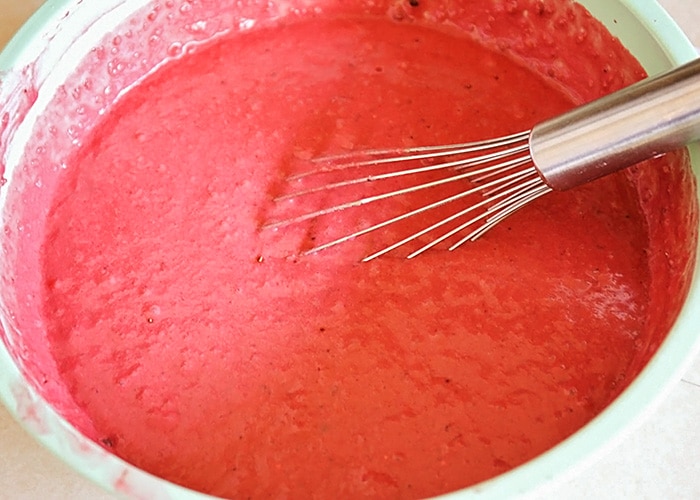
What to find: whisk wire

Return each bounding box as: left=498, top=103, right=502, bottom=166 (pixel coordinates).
left=278, top=143, right=530, bottom=201
left=403, top=173, right=545, bottom=259
left=306, top=130, right=530, bottom=164
left=303, top=171, right=510, bottom=256
left=456, top=184, right=551, bottom=246
left=307, top=165, right=540, bottom=259
left=265, top=130, right=547, bottom=259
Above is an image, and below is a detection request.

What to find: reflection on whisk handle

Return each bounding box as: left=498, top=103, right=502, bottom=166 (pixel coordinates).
left=531, top=57, right=700, bottom=191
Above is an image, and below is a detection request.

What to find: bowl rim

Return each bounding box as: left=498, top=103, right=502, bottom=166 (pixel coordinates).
left=0, top=0, right=699, bottom=499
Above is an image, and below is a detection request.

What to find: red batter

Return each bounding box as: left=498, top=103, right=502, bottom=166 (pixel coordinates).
left=19, top=1, right=693, bottom=499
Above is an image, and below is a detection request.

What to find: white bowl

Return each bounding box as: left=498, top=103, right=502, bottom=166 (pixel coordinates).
left=0, top=1, right=698, bottom=498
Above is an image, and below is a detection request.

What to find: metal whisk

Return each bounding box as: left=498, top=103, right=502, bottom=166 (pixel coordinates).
left=265, top=58, right=700, bottom=261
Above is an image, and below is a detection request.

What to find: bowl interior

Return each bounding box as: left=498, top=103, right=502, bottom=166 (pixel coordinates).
left=0, top=1, right=698, bottom=498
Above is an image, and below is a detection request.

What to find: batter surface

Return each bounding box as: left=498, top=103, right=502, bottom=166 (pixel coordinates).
left=33, top=2, right=689, bottom=499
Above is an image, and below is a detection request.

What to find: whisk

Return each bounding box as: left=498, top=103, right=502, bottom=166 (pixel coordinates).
left=265, top=58, right=700, bottom=261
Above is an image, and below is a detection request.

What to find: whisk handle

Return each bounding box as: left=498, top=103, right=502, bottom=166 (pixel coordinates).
left=530, top=57, right=700, bottom=191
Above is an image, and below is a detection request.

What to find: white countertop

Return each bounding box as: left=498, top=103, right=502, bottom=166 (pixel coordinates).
left=1, top=1, right=699, bottom=498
